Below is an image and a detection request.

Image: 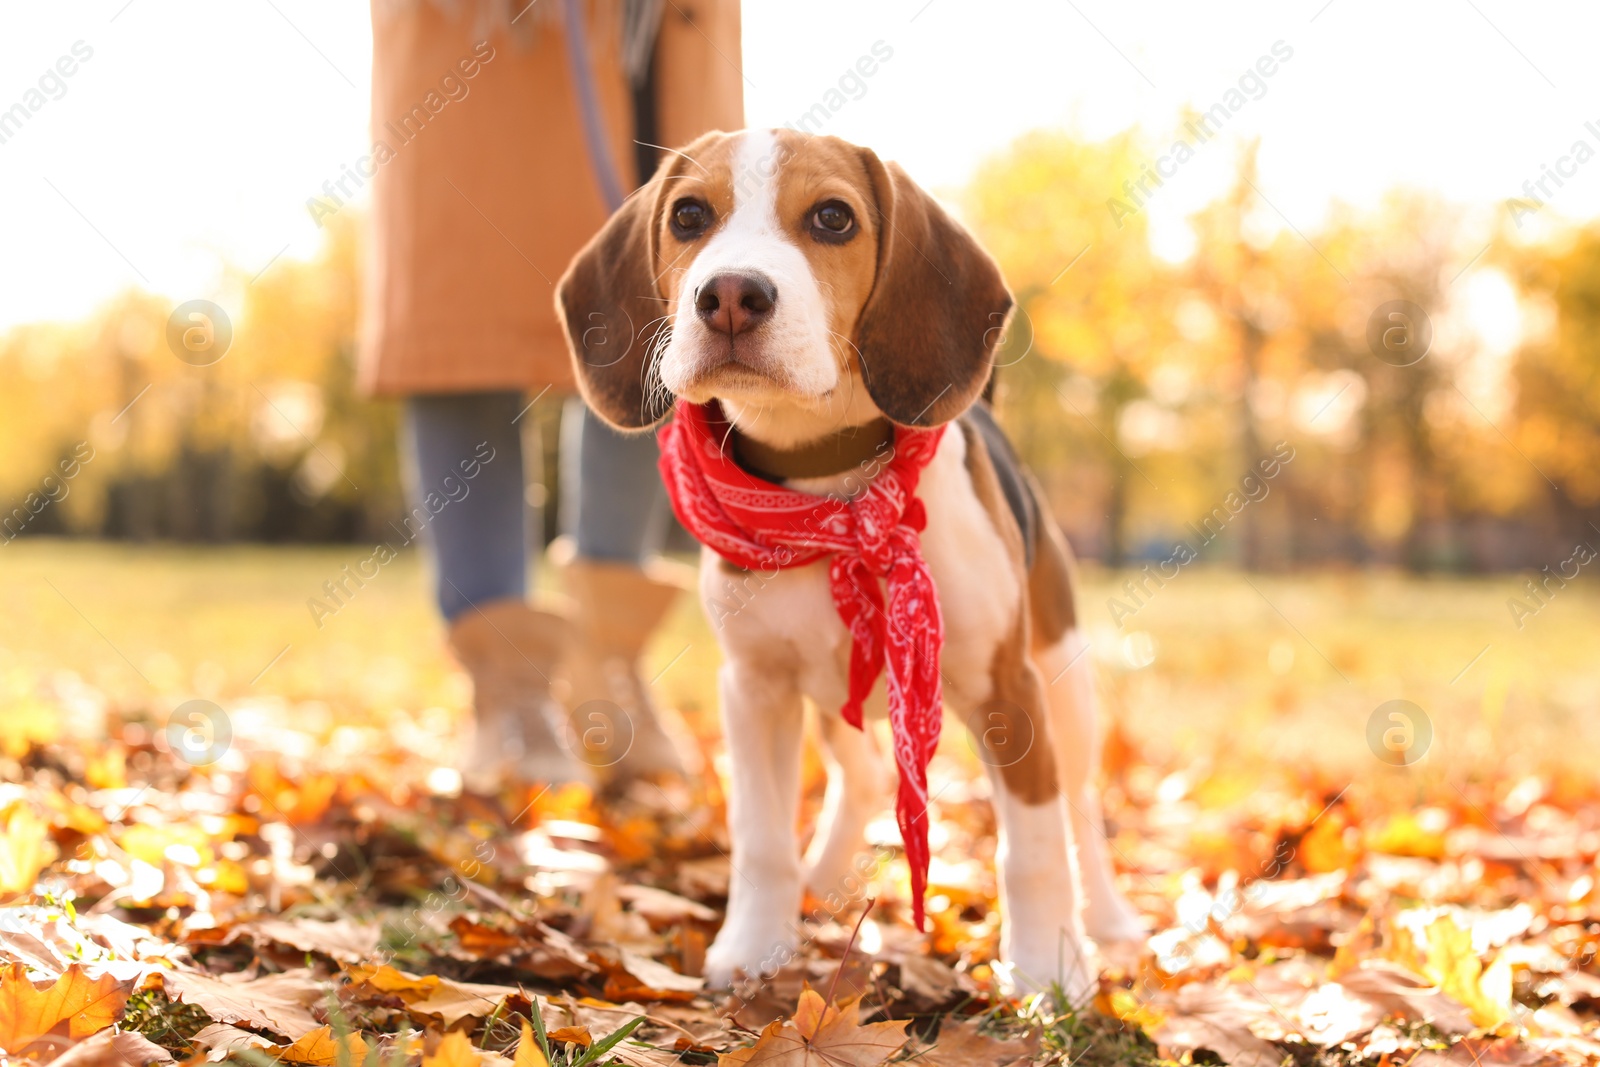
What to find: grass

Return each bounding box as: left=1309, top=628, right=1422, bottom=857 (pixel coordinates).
left=3, top=539, right=1596, bottom=783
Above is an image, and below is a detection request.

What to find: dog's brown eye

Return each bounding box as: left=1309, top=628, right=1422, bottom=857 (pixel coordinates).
left=811, top=201, right=855, bottom=240
left=671, top=199, right=711, bottom=238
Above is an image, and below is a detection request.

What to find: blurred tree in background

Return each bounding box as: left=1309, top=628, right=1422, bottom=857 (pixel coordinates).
left=0, top=214, right=405, bottom=544
left=1, top=128, right=1594, bottom=571
left=1509, top=223, right=1600, bottom=525
left=965, top=129, right=1182, bottom=565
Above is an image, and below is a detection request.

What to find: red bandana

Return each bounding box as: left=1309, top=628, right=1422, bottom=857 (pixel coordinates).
left=658, top=400, right=946, bottom=931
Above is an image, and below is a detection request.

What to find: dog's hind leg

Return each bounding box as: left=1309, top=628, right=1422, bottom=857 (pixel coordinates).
left=803, top=712, right=887, bottom=900
left=1035, top=628, right=1145, bottom=945
left=970, top=648, right=1096, bottom=1005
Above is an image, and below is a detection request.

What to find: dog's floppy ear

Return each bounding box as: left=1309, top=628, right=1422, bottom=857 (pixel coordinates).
left=556, top=172, right=671, bottom=430
left=854, top=150, right=1013, bottom=427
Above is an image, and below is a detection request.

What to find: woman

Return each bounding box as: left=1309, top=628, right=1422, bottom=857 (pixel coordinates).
left=360, top=0, right=743, bottom=791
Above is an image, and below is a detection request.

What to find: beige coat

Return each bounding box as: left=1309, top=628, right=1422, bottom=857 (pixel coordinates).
left=359, top=0, right=744, bottom=396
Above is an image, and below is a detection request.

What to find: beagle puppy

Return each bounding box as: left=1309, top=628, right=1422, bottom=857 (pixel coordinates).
left=556, top=128, right=1142, bottom=999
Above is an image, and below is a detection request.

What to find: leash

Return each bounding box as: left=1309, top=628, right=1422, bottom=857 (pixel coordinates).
left=559, top=0, right=661, bottom=212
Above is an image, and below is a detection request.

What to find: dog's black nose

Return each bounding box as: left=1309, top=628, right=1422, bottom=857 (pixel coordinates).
left=695, top=272, right=777, bottom=336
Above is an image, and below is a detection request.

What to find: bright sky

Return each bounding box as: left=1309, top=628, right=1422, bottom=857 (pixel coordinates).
left=3, top=0, right=1598, bottom=331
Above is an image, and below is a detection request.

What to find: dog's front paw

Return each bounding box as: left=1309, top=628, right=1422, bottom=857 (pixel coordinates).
left=704, top=921, right=800, bottom=990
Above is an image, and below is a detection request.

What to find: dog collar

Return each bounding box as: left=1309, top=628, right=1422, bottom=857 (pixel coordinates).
left=730, top=417, right=896, bottom=483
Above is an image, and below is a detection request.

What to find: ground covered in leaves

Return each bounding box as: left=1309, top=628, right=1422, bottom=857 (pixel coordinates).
left=3, top=544, right=1600, bottom=1067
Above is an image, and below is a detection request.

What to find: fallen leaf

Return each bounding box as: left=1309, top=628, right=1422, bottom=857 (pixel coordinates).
left=616, top=885, right=719, bottom=925
left=1293, top=982, right=1385, bottom=1047
left=0, top=963, right=129, bottom=1053
left=404, top=976, right=524, bottom=1028
left=1300, top=812, right=1359, bottom=874
left=600, top=949, right=705, bottom=1003
left=547, top=1027, right=593, bottom=1048
left=344, top=964, right=441, bottom=1001
left=910, top=1019, right=1036, bottom=1067
left=33, top=1028, right=173, bottom=1067
left=1334, top=960, right=1474, bottom=1036
left=190, top=1023, right=276, bottom=1059
left=1394, top=915, right=1511, bottom=1029
left=149, top=967, right=324, bottom=1041
left=513, top=1021, right=550, bottom=1067
left=0, top=805, right=55, bottom=895
left=278, top=1027, right=336, bottom=1067
left=895, top=956, right=971, bottom=1013
left=424, top=1031, right=480, bottom=1067
left=719, top=988, right=910, bottom=1067
left=1096, top=987, right=1166, bottom=1034
left=1148, top=982, right=1284, bottom=1067
left=226, top=917, right=381, bottom=963
left=1410, top=1036, right=1564, bottom=1067
left=1368, top=812, right=1448, bottom=859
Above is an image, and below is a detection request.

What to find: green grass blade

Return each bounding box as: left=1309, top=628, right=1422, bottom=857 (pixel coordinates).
left=571, top=1016, right=646, bottom=1067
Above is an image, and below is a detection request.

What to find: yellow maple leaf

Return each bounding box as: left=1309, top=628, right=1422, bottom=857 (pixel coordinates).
left=279, top=1025, right=341, bottom=1066
left=0, top=805, right=54, bottom=896
left=1417, top=916, right=1510, bottom=1030
left=513, top=1020, right=550, bottom=1067
left=1095, top=987, right=1167, bottom=1034
left=0, top=963, right=129, bottom=1053
left=719, top=988, right=909, bottom=1067
left=424, top=1031, right=481, bottom=1067
left=1384, top=913, right=1510, bottom=1031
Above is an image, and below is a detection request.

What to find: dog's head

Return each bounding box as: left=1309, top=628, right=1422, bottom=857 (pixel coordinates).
left=556, top=129, right=1013, bottom=432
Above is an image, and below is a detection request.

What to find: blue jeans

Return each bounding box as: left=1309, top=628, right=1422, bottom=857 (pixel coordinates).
left=403, top=391, right=668, bottom=621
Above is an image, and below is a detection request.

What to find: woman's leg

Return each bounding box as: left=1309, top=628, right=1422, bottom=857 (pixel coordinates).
left=558, top=399, right=692, bottom=780
left=561, top=398, right=669, bottom=563
left=405, top=391, right=586, bottom=789
left=404, top=391, right=529, bottom=619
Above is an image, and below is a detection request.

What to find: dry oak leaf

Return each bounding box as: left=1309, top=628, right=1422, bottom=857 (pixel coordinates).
left=342, top=964, right=526, bottom=1027
left=34, top=1028, right=174, bottom=1067
left=146, top=967, right=324, bottom=1041
left=615, top=885, right=718, bottom=926
left=909, top=1020, right=1037, bottom=1067
left=407, top=978, right=525, bottom=1029
left=1333, top=960, right=1474, bottom=1036
left=190, top=1023, right=276, bottom=1060
left=1148, top=982, right=1285, bottom=1067
left=227, top=917, right=382, bottom=964
left=547, top=1028, right=593, bottom=1048
left=599, top=949, right=705, bottom=1003
left=0, top=963, right=130, bottom=1053
left=343, top=964, right=441, bottom=1001
left=718, top=988, right=910, bottom=1067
